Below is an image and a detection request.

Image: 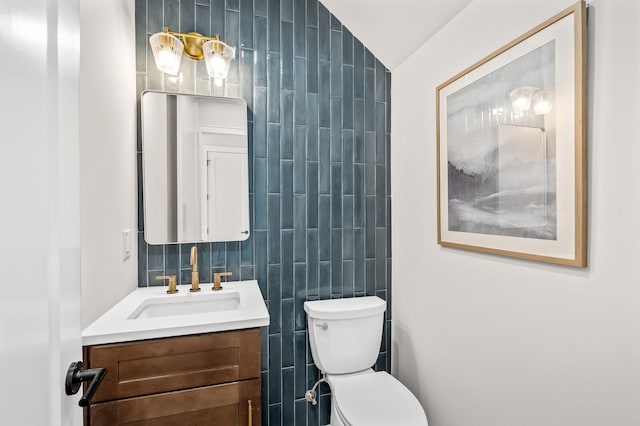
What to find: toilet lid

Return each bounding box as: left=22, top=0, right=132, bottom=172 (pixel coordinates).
left=333, top=372, right=428, bottom=426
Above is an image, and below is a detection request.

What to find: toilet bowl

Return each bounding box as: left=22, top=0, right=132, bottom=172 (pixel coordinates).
left=304, top=297, right=428, bottom=426
left=328, top=369, right=428, bottom=426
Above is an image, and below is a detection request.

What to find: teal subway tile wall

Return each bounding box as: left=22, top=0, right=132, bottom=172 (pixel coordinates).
left=135, top=0, right=391, bottom=424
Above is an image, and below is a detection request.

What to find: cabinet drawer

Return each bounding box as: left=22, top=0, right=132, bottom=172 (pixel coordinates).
left=85, top=328, right=260, bottom=403
left=88, top=378, right=261, bottom=426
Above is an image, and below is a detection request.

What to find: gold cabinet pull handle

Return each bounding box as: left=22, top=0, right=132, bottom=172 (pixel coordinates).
left=248, top=400, right=253, bottom=426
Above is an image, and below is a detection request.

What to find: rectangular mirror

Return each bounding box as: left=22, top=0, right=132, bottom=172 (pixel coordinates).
left=141, top=91, right=249, bottom=244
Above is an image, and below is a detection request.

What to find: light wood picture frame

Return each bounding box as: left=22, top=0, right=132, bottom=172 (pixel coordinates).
left=436, top=1, right=587, bottom=267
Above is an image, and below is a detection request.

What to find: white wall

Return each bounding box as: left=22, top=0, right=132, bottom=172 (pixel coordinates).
left=80, top=0, right=138, bottom=327
left=391, top=0, right=640, bottom=425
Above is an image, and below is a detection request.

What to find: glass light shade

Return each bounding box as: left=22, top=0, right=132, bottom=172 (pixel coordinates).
left=203, top=38, right=235, bottom=86
left=149, top=32, right=184, bottom=76
left=510, top=86, right=537, bottom=113
left=532, top=91, right=553, bottom=115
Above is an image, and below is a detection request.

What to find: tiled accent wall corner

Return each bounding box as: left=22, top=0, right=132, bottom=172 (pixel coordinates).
left=135, top=0, right=391, bottom=424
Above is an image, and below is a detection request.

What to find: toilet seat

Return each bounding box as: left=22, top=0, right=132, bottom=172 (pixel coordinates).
left=331, top=371, right=428, bottom=426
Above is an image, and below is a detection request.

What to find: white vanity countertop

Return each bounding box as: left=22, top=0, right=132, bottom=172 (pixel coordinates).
left=82, top=280, right=269, bottom=346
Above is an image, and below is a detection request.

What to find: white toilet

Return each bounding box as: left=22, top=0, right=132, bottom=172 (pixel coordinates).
left=304, top=296, right=428, bottom=426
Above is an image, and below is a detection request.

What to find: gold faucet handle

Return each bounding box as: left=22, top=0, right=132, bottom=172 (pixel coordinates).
left=212, top=272, right=232, bottom=291
left=156, top=275, right=178, bottom=294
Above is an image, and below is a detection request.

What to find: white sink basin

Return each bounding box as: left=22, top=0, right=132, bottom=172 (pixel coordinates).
left=82, top=280, right=269, bottom=346
left=129, top=291, right=241, bottom=319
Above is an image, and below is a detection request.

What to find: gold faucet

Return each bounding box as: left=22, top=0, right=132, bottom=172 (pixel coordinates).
left=190, top=245, right=200, bottom=292
left=212, top=271, right=232, bottom=291
left=156, top=275, right=178, bottom=294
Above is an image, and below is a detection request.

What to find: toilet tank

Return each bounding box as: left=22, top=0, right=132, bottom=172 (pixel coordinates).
left=304, top=296, right=386, bottom=374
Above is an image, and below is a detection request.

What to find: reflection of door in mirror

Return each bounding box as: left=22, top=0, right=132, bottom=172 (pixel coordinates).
left=204, top=151, right=248, bottom=241
left=198, top=124, right=249, bottom=241
left=141, top=91, right=249, bottom=244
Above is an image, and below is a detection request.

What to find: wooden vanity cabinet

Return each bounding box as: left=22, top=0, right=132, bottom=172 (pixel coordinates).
left=83, top=328, right=261, bottom=426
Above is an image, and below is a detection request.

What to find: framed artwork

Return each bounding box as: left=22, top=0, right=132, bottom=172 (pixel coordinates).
left=436, top=1, right=587, bottom=267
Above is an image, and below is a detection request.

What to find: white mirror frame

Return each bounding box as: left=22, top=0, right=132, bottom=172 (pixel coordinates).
left=141, top=91, right=250, bottom=244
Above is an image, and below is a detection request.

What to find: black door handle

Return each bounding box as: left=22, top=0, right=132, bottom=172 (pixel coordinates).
left=65, top=361, right=107, bottom=407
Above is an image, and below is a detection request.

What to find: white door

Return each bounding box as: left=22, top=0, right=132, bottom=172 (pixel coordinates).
left=205, top=151, right=249, bottom=241
left=0, top=0, right=83, bottom=425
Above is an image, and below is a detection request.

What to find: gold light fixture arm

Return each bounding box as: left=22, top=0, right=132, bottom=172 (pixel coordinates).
left=161, top=27, right=223, bottom=60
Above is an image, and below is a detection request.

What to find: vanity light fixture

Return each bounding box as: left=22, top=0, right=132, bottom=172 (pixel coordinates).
left=509, top=86, right=537, bottom=113
left=149, top=30, right=184, bottom=75
left=510, top=86, right=554, bottom=115
left=532, top=90, right=553, bottom=115
left=149, top=27, right=235, bottom=86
